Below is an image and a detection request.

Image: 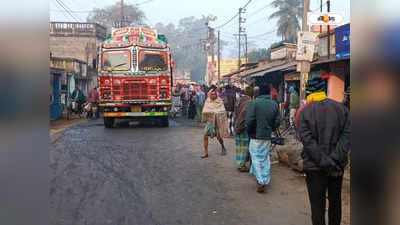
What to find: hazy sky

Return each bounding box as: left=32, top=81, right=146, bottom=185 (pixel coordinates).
left=50, top=0, right=350, bottom=56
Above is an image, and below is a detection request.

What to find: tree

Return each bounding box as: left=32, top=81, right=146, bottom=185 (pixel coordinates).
left=269, top=0, right=303, bottom=43
left=248, top=48, right=270, bottom=63
left=155, top=17, right=208, bottom=82
left=87, top=2, right=146, bottom=32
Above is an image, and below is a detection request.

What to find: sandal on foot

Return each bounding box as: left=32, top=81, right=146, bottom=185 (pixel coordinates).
left=201, top=154, right=208, bottom=159
left=220, top=151, right=226, bottom=156
left=239, top=167, right=250, bottom=172
left=257, top=183, right=265, bottom=193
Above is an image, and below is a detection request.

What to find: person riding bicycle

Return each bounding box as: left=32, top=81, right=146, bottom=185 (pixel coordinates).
left=70, top=86, right=86, bottom=113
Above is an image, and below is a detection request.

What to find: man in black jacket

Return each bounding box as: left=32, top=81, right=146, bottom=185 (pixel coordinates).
left=296, top=77, right=350, bottom=225
left=222, top=81, right=236, bottom=136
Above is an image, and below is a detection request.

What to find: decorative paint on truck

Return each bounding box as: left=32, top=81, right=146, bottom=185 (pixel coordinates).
left=98, top=27, right=172, bottom=128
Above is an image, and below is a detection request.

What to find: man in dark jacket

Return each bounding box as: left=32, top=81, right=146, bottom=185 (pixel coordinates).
left=296, top=77, right=350, bottom=225
left=222, top=81, right=236, bottom=136
left=246, top=83, right=280, bottom=193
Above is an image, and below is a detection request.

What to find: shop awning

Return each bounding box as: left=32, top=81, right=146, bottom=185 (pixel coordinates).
left=250, top=62, right=297, bottom=78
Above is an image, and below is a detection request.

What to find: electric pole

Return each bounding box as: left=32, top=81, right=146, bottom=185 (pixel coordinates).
left=210, top=27, right=215, bottom=85
left=237, top=7, right=246, bottom=80
left=120, top=0, right=124, bottom=27
left=217, top=30, right=221, bottom=85
left=327, top=0, right=331, bottom=59
left=320, top=0, right=323, bottom=33
left=299, top=0, right=311, bottom=103
left=245, top=34, right=248, bottom=65
left=238, top=7, right=242, bottom=79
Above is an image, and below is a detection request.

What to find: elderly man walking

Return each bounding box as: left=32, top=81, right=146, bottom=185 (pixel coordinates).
left=246, top=83, right=280, bottom=193
left=233, top=87, right=253, bottom=172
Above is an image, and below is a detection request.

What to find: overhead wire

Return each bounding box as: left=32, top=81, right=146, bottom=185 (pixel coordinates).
left=213, top=0, right=253, bottom=29
left=53, top=0, right=81, bottom=22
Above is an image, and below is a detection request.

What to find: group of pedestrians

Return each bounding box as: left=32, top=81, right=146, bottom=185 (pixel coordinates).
left=177, top=84, right=206, bottom=121
left=199, top=77, right=350, bottom=225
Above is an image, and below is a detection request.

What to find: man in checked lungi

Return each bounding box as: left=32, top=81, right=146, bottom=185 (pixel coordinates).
left=233, top=87, right=253, bottom=172
left=246, top=83, right=280, bottom=193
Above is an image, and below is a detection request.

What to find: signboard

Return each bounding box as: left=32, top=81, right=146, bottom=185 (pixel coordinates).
left=270, top=48, right=287, bottom=60
left=335, top=23, right=350, bottom=59
left=307, top=12, right=345, bottom=26
left=296, top=31, right=317, bottom=62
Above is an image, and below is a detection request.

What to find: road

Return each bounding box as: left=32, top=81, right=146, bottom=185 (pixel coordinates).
left=50, top=117, right=349, bottom=225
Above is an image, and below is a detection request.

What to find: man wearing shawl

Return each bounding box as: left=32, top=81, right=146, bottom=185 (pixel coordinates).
left=200, top=88, right=227, bottom=158
left=233, top=87, right=253, bottom=172
left=246, top=84, right=280, bottom=193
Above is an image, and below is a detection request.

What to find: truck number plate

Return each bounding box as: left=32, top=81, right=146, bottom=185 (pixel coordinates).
left=131, top=106, right=142, bottom=112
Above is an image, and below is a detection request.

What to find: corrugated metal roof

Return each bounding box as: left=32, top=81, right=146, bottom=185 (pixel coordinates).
left=250, top=61, right=297, bottom=77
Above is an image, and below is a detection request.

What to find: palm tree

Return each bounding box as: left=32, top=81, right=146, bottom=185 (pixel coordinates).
left=269, top=0, right=303, bottom=43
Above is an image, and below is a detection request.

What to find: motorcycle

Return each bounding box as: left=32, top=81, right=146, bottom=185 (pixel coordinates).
left=66, top=100, right=86, bottom=120
left=84, top=102, right=99, bottom=119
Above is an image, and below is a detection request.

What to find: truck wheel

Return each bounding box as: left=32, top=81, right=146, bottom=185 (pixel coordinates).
left=104, top=117, right=115, bottom=128
left=160, top=117, right=169, bottom=127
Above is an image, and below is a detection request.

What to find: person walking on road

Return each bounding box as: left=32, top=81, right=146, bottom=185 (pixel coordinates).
left=222, top=81, right=236, bottom=136
left=194, top=86, right=206, bottom=122
left=201, top=88, right=227, bottom=158
left=246, top=83, right=280, bottom=193
left=233, top=87, right=253, bottom=172
left=296, top=77, right=350, bottom=225
left=289, top=86, right=299, bottom=128
left=87, top=86, right=99, bottom=118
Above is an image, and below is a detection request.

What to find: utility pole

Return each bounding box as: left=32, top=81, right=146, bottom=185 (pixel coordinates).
left=237, top=7, right=246, bottom=81
left=320, top=0, right=323, bottom=33
left=120, top=0, right=124, bottom=27
left=217, top=30, right=221, bottom=85
left=299, top=0, right=311, bottom=103
left=238, top=7, right=242, bottom=79
left=245, top=34, right=248, bottom=65
left=210, top=27, right=215, bottom=85
left=327, top=0, right=331, bottom=59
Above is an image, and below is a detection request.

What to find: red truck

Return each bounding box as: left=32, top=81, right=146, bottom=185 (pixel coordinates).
left=97, top=27, right=173, bottom=128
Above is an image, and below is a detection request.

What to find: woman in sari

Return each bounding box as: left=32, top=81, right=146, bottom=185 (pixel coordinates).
left=201, top=88, right=227, bottom=158
left=233, top=87, right=253, bottom=172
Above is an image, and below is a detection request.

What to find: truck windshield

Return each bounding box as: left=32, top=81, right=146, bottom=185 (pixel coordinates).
left=102, top=50, right=131, bottom=71
left=139, top=50, right=168, bottom=72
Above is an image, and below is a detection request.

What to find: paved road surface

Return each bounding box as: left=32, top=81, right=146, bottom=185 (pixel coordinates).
left=50, top=118, right=330, bottom=225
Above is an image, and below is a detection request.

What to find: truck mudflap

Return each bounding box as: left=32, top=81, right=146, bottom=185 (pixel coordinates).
left=103, top=112, right=168, bottom=117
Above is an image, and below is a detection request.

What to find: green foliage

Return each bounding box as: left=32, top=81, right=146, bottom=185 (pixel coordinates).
left=269, top=0, right=303, bottom=43
left=86, top=2, right=146, bottom=32
left=248, top=48, right=270, bottom=63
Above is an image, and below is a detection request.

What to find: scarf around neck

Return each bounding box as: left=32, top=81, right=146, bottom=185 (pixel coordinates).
left=306, top=91, right=327, bottom=103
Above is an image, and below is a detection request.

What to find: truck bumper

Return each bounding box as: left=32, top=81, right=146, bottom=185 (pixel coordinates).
left=103, top=112, right=168, bottom=117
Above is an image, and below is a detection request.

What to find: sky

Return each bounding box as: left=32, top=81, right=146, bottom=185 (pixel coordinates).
left=50, top=0, right=351, bottom=57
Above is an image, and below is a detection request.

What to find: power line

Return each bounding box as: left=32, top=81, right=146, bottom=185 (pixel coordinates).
left=247, top=29, right=277, bottom=39
left=213, top=0, right=253, bottom=29
left=247, top=2, right=270, bottom=19
left=53, top=0, right=81, bottom=22
left=56, top=0, right=81, bottom=21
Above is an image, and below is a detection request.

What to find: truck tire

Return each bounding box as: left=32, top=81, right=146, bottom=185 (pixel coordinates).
left=104, top=117, right=115, bottom=128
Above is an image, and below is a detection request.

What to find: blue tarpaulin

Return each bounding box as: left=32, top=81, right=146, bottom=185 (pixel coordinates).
left=335, top=23, right=350, bottom=59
